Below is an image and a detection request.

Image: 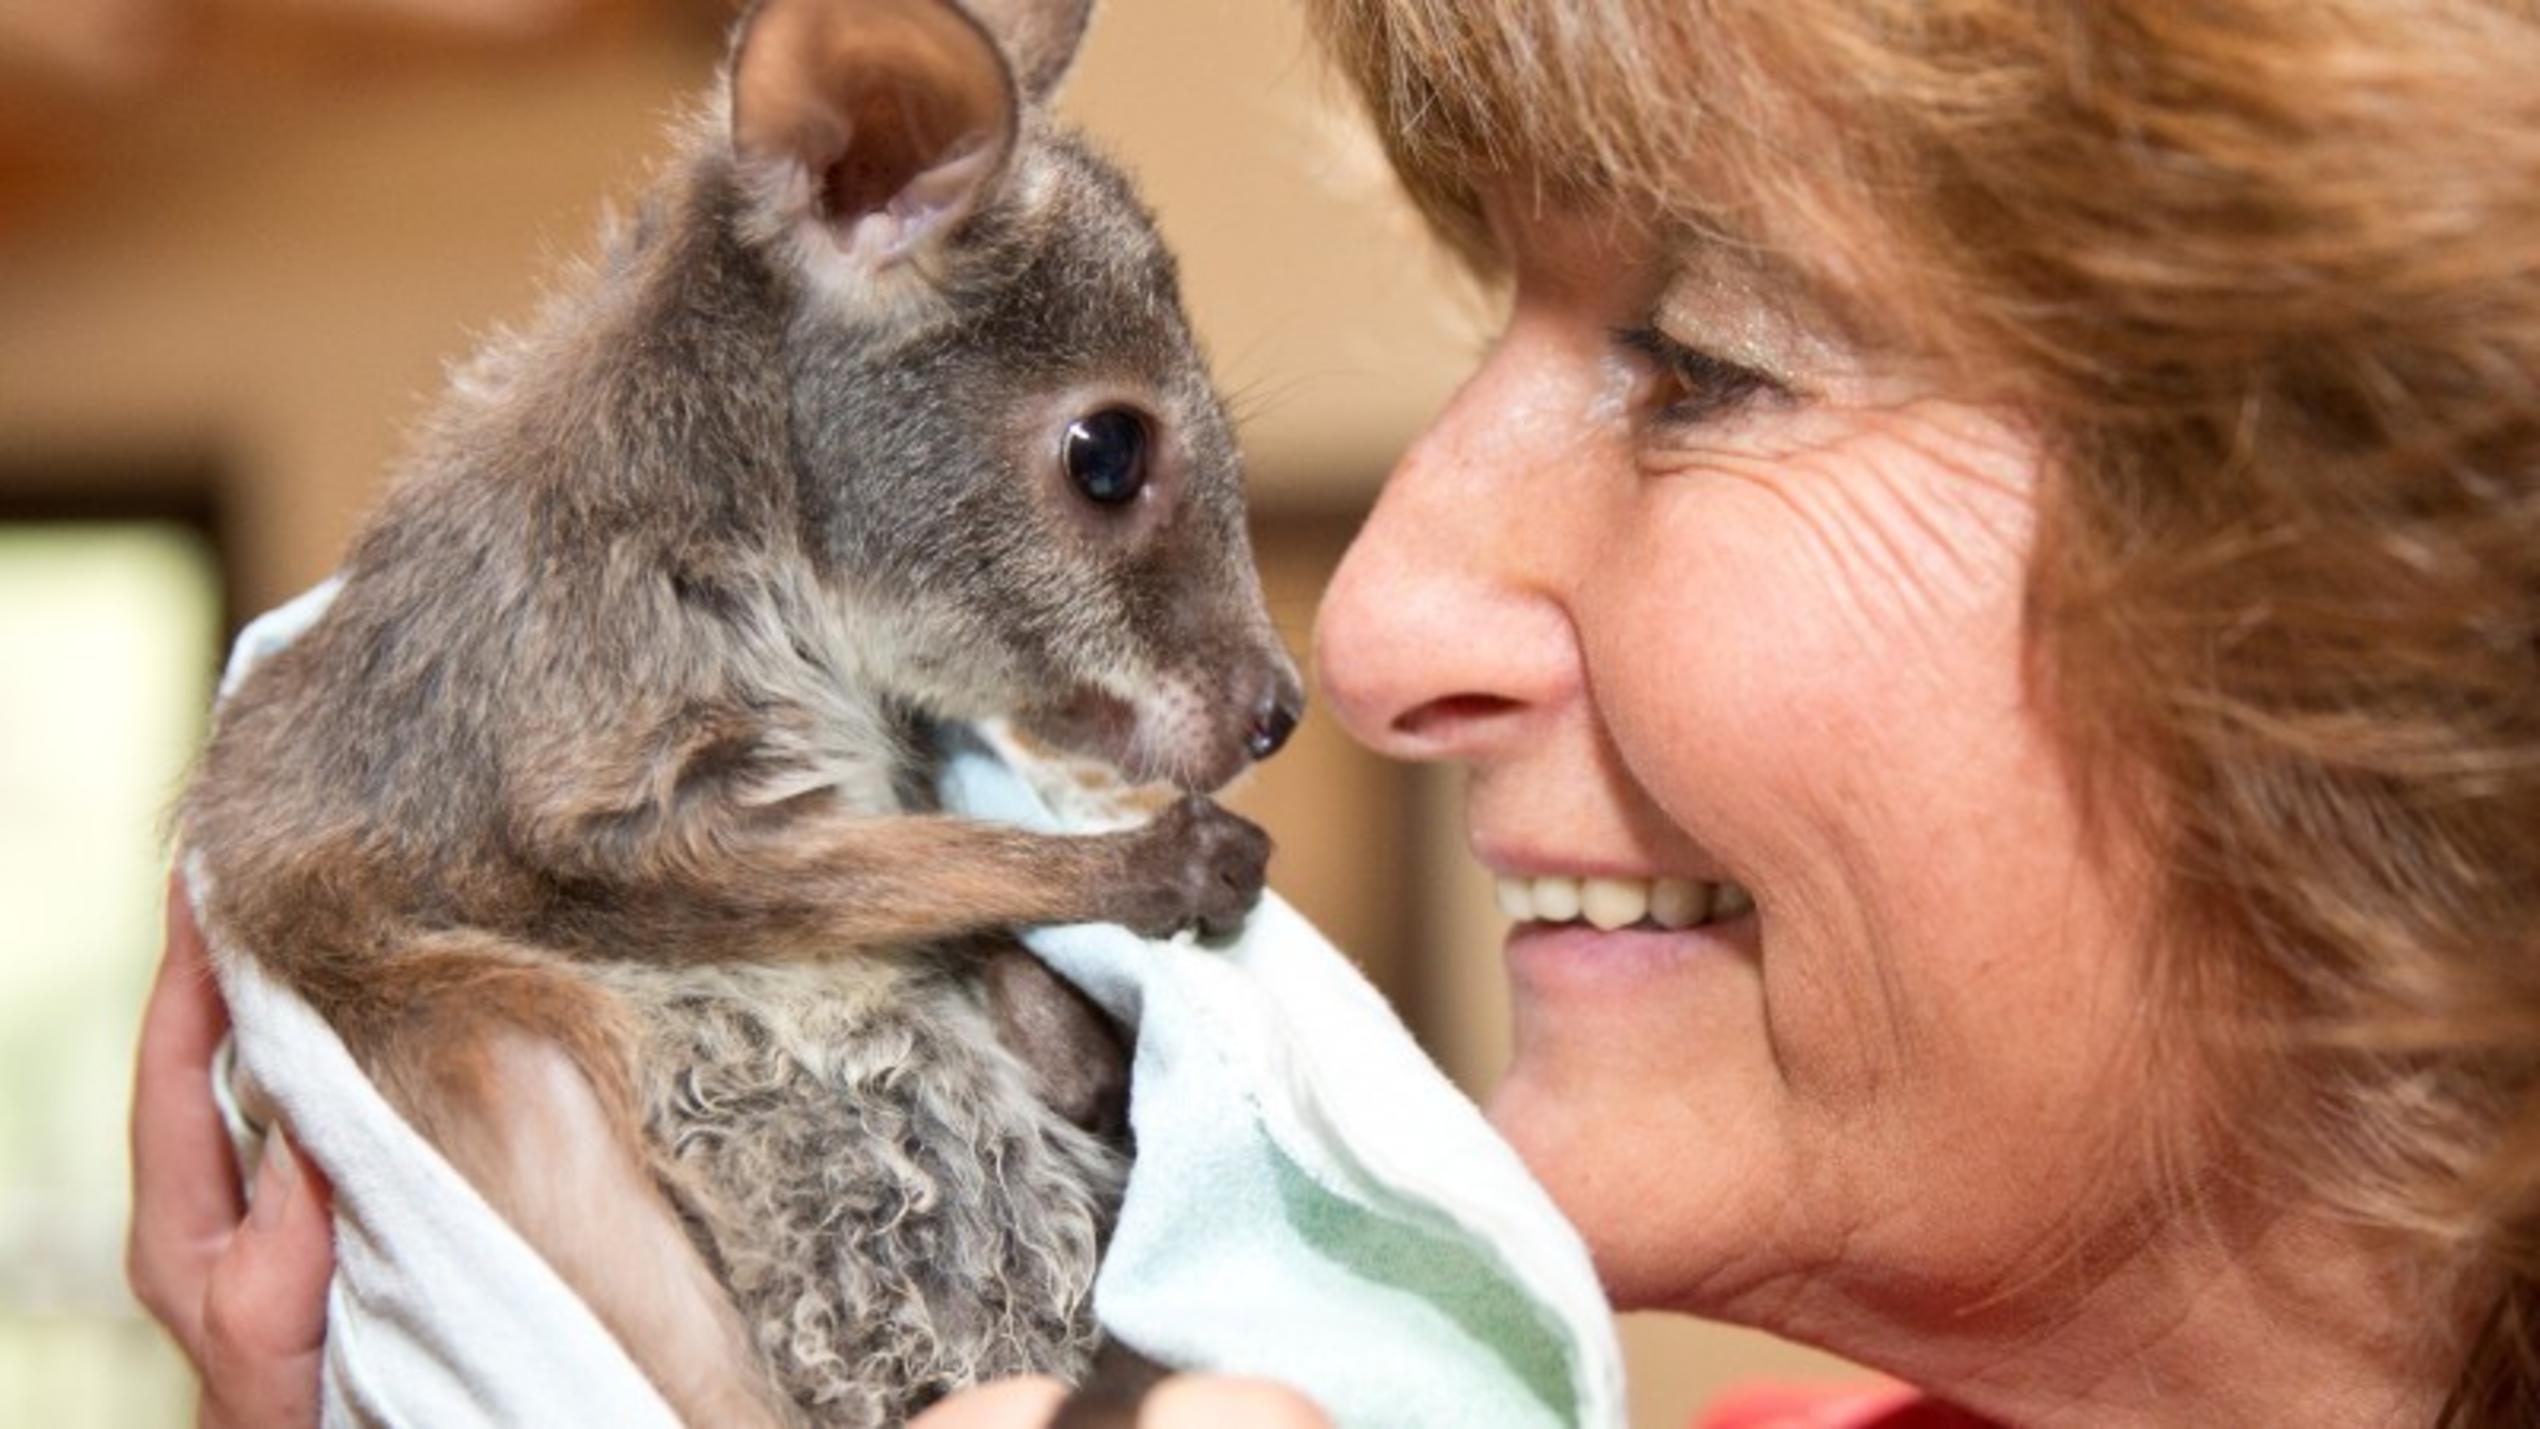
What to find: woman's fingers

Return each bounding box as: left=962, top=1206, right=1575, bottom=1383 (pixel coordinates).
left=909, top=1376, right=1069, bottom=1427
left=197, top=1133, right=334, bottom=1429
left=910, top=1375, right=1330, bottom=1429
left=129, top=872, right=336, bottom=1428
left=126, top=874, right=246, bottom=1353
left=1141, top=1376, right=1331, bottom=1428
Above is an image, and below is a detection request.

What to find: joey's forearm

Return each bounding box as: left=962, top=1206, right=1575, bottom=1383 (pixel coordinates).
left=536, top=797, right=1269, bottom=957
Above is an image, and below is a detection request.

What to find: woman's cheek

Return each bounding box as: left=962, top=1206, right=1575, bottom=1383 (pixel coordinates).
left=1580, top=466, right=1888, bottom=848
left=1578, top=409, right=2052, bottom=1079
left=1595, top=403, right=2040, bottom=789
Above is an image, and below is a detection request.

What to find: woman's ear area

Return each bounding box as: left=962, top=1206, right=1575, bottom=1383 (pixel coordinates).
left=730, top=0, right=1020, bottom=268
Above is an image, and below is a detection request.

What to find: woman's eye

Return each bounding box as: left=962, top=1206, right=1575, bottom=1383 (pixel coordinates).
left=1062, top=407, right=1149, bottom=506
left=1612, top=325, right=1785, bottom=427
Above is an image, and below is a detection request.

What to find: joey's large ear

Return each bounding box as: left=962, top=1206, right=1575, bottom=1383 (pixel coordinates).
left=732, top=0, right=1017, bottom=267
left=961, top=0, right=1095, bottom=105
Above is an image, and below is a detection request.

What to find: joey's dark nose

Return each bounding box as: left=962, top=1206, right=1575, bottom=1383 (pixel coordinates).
left=1247, top=687, right=1303, bottom=761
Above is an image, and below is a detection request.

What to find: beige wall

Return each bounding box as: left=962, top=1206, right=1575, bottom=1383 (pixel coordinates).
left=0, top=0, right=1481, bottom=604
left=0, top=2, right=1866, bottom=1419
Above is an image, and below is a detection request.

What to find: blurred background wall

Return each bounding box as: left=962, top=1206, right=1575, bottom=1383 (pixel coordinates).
left=0, top=0, right=1867, bottom=1422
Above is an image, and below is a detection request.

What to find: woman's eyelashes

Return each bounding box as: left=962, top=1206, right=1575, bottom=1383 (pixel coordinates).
left=1612, top=324, right=1789, bottom=427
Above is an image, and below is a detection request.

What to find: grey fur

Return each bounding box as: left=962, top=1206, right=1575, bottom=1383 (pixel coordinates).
left=595, top=955, right=1125, bottom=1420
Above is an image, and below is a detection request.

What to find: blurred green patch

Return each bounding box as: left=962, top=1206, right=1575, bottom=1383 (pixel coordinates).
left=0, top=524, right=219, bottom=1427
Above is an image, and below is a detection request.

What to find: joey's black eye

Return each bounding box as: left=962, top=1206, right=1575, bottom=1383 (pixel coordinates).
left=1063, top=408, right=1149, bottom=506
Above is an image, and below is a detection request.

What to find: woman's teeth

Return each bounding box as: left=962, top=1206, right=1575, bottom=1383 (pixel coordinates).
left=1494, top=874, right=1752, bottom=931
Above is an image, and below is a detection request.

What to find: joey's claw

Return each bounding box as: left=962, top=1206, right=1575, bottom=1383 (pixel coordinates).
left=1120, top=794, right=1270, bottom=940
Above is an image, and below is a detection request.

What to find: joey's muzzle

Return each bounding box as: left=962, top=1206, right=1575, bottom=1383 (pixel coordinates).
left=1120, top=650, right=1303, bottom=792
left=1027, top=646, right=1301, bottom=793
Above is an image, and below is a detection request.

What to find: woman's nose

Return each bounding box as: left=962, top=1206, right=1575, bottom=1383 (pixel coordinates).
left=1313, top=352, right=1578, bottom=765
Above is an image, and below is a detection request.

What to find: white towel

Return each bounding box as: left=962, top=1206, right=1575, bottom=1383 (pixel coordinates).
left=205, top=584, right=1625, bottom=1428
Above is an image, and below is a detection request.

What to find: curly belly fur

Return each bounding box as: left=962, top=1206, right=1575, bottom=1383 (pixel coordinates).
left=596, top=956, right=1129, bottom=1427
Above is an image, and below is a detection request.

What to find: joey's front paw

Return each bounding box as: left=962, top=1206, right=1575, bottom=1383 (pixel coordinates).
left=1119, top=795, right=1270, bottom=940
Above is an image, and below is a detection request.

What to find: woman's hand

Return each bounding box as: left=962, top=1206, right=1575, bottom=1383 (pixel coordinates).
left=128, top=874, right=336, bottom=1429
left=911, top=1374, right=1332, bottom=1428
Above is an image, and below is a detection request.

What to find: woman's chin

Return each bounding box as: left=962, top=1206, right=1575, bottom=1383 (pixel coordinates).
left=1484, top=989, right=1790, bottom=1316
left=1485, top=1072, right=1687, bottom=1305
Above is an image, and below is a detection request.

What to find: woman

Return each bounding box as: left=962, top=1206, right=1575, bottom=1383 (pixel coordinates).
left=134, top=0, right=2540, bottom=1423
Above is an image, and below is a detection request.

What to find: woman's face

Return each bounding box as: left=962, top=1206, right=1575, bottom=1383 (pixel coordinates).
left=1314, top=200, right=2160, bottom=1335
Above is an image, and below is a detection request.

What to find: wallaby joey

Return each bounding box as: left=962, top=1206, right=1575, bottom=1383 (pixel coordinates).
left=179, top=0, right=1304, bottom=1422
